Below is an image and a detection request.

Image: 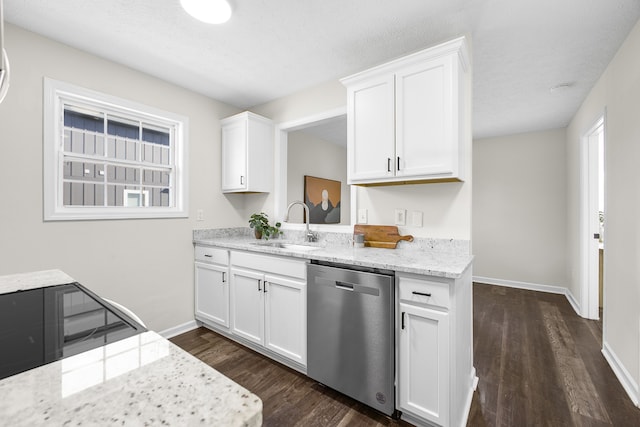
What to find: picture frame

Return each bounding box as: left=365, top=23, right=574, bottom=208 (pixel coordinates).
left=304, top=175, right=341, bottom=224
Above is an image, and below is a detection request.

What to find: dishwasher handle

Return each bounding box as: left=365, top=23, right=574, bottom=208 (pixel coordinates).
left=335, top=280, right=355, bottom=291
left=335, top=280, right=379, bottom=296
left=313, top=275, right=381, bottom=296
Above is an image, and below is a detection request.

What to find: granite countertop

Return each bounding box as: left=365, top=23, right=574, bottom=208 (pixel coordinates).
left=194, top=228, right=473, bottom=279
left=0, top=270, right=262, bottom=427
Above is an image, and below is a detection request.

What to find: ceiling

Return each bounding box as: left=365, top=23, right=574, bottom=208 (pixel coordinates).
left=4, top=0, right=640, bottom=140
left=295, top=115, right=348, bottom=148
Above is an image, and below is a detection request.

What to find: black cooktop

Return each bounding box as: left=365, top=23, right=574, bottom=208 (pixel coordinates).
left=0, top=282, right=146, bottom=380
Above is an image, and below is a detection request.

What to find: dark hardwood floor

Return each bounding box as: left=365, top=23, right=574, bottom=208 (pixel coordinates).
left=170, top=284, right=640, bottom=426
left=469, top=284, right=640, bottom=427
left=170, top=325, right=407, bottom=426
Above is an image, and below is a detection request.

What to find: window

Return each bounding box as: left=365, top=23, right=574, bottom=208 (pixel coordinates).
left=44, top=78, right=188, bottom=220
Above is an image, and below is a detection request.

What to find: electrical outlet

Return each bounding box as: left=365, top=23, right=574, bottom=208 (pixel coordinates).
left=411, top=211, right=423, bottom=227
left=358, top=209, right=368, bottom=224
left=394, top=209, right=406, bottom=226
left=196, top=209, right=204, bottom=221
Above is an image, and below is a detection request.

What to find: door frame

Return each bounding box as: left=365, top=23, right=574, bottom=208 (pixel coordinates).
left=579, top=112, right=605, bottom=320
left=274, top=107, right=357, bottom=229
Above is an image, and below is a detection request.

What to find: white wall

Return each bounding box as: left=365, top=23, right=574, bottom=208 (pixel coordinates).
left=473, top=129, right=568, bottom=290
left=0, top=24, right=242, bottom=332
left=286, top=131, right=349, bottom=224
left=566, top=19, right=640, bottom=398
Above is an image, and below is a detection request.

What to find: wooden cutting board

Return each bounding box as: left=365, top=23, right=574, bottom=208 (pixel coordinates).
left=354, top=225, right=414, bottom=249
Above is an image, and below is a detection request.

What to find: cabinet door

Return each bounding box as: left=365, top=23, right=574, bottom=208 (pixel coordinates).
left=194, top=262, right=229, bottom=329
left=398, top=302, right=450, bottom=426
left=395, top=56, right=455, bottom=178
left=221, top=118, right=247, bottom=191
left=230, top=268, right=264, bottom=345
left=263, top=274, right=306, bottom=365
left=347, top=74, right=395, bottom=183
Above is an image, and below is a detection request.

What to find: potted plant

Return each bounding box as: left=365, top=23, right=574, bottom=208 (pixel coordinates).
left=248, top=212, right=282, bottom=240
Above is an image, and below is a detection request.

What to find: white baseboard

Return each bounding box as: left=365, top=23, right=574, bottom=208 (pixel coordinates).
left=458, top=369, right=478, bottom=427
left=473, top=276, right=565, bottom=294
left=158, top=320, right=198, bottom=339
left=473, top=276, right=581, bottom=316
left=564, top=288, right=581, bottom=316
left=601, top=340, right=640, bottom=407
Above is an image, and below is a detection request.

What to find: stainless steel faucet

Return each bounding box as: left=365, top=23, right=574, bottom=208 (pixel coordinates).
left=285, top=201, right=317, bottom=242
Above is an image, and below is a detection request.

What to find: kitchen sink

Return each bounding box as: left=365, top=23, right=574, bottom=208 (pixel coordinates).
left=251, top=241, right=320, bottom=251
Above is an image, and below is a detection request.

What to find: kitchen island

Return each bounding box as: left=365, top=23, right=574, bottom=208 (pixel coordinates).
left=0, top=270, right=262, bottom=427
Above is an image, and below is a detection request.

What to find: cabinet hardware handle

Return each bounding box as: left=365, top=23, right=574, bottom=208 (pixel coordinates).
left=258, top=279, right=262, bottom=291
left=222, top=272, right=226, bottom=283
left=412, top=291, right=432, bottom=297
left=397, top=156, right=400, bottom=171
left=240, top=175, right=244, bottom=185
left=401, top=312, right=406, bottom=330
left=387, top=158, right=391, bottom=172
left=264, top=281, right=268, bottom=293
left=204, top=254, right=212, bottom=258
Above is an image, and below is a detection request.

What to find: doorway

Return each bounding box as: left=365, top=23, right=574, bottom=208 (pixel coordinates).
left=273, top=107, right=357, bottom=230
left=580, top=114, right=605, bottom=320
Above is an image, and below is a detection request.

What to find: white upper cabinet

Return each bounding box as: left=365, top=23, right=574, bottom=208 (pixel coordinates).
left=342, top=37, right=469, bottom=185
left=347, top=74, right=396, bottom=181
left=221, top=111, right=274, bottom=193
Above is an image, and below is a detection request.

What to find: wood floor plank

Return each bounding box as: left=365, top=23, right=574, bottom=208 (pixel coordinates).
left=172, top=284, right=640, bottom=426
left=540, top=302, right=612, bottom=424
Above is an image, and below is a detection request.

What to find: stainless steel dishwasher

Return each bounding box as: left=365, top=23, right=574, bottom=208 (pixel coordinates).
left=307, top=260, right=396, bottom=416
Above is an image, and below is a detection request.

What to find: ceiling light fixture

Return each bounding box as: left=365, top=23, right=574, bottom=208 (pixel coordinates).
left=549, top=82, right=575, bottom=94
left=180, top=0, right=232, bottom=24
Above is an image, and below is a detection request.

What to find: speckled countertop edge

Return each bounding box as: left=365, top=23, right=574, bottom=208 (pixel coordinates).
left=0, top=330, right=263, bottom=427
left=0, top=271, right=263, bottom=427
left=193, top=228, right=473, bottom=279
left=0, top=269, right=76, bottom=294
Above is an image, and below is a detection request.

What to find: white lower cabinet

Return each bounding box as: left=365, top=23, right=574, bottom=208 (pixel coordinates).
left=397, top=270, right=474, bottom=427
left=399, top=302, right=450, bottom=426
left=263, top=274, right=306, bottom=363
left=229, top=251, right=307, bottom=367
left=230, top=267, right=307, bottom=359
left=229, top=268, right=264, bottom=345
left=194, top=247, right=229, bottom=329
left=195, top=246, right=308, bottom=369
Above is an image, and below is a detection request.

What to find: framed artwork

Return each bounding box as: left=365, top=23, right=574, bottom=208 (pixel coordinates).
left=304, top=175, right=341, bottom=224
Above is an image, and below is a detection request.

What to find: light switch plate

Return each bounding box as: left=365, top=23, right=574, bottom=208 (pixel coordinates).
left=394, top=209, right=406, bottom=226
left=196, top=209, right=204, bottom=221
left=358, top=209, right=368, bottom=224
left=411, top=211, right=423, bottom=227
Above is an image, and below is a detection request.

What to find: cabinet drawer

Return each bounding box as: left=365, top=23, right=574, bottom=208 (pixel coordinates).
left=195, top=246, right=229, bottom=265
left=398, top=274, right=451, bottom=310
left=231, top=251, right=307, bottom=280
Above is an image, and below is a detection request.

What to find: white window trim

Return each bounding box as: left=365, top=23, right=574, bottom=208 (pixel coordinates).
left=44, top=78, right=189, bottom=220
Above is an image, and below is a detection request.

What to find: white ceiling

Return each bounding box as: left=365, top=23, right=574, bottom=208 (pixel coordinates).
left=296, top=115, right=348, bottom=148
left=4, top=0, right=640, bottom=139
